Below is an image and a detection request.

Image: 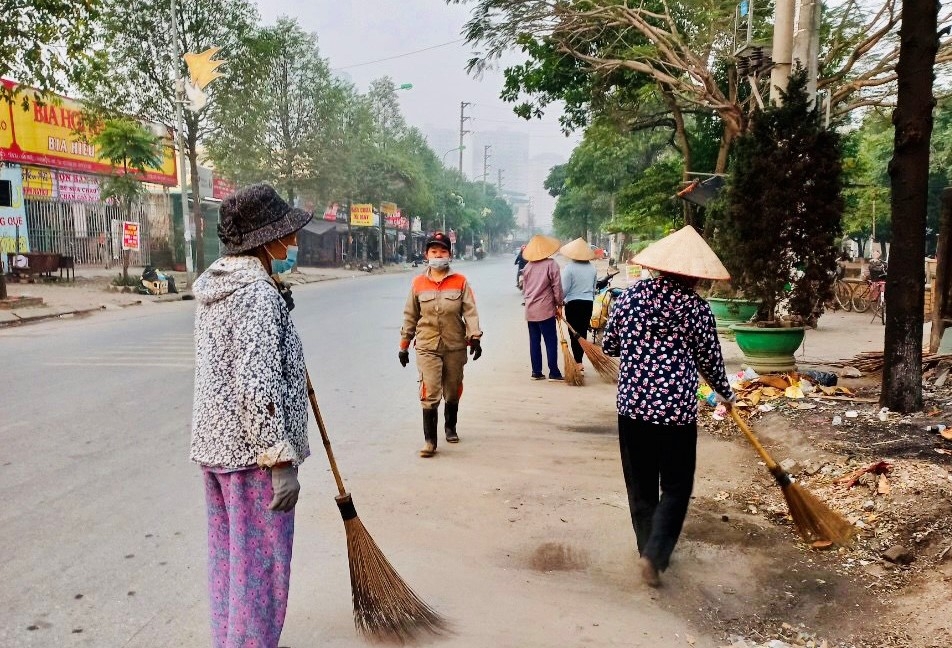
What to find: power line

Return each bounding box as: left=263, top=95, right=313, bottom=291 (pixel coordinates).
left=333, top=39, right=465, bottom=71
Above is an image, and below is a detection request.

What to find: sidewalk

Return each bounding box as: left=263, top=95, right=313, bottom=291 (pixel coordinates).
left=0, top=262, right=414, bottom=327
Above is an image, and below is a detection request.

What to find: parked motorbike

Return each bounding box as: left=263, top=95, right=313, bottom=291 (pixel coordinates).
left=590, top=270, right=623, bottom=345
left=516, top=267, right=524, bottom=290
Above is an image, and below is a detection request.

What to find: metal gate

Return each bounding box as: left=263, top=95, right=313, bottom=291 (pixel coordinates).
left=24, top=193, right=172, bottom=267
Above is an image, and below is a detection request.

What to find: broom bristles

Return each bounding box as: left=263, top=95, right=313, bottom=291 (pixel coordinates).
left=577, top=337, right=619, bottom=383
left=339, top=498, right=449, bottom=643
left=781, top=482, right=857, bottom=547
left=560, top=339, right=584, bottom=386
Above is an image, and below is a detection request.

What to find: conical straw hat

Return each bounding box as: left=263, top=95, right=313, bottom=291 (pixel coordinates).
left=523, top=234, right=562, bottom=261
left=631, top=226, right=730, bottom=280
left=559, top=237, right=595, bottom=261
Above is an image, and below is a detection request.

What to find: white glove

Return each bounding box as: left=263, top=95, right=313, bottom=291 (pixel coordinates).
left=715, top=392, right=737, bottom=406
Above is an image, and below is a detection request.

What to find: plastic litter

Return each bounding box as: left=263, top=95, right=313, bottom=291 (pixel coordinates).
left=832, top=415, right=842, bottom=426
left=845, top=410, right=859, bottom=418
left=925, top=424, right=947, bottom=434
left=801, top=369, right=838, bottom=387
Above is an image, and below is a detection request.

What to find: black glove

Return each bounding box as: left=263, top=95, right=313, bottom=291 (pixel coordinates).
left=275, top=280, right=294, bottom=311
left=398, top=350, right=410, bottom=367
left=469, top=338, right=482, bottom=361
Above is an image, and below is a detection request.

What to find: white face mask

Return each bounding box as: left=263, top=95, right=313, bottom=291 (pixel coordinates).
left=428, top=257, right=451, bottom=270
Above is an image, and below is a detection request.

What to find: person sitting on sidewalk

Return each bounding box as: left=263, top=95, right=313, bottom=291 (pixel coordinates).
left=601, top=226, right=735, bottom=588
left=521, top=234, right=564, bottom=381
left=399, top=232, right=483, bottom=458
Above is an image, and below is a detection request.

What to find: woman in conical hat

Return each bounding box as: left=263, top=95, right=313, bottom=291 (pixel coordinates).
left=521, top=234, right=565, bottom=380
left=559, top=238, right=597, bottom=368
left=601, top=226, right=735, bottom=588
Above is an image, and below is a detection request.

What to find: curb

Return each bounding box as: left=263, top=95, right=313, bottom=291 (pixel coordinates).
left=0, top=306, right=106, bottom=328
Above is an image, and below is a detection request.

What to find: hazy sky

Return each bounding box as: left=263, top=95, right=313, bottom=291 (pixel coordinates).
left=253, top=1, right=579, bottom=225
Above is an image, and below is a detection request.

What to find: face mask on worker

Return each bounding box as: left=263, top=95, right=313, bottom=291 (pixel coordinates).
left=269, top=242, right=298, bottom=276
left=428, top=256, right=451, bottom=270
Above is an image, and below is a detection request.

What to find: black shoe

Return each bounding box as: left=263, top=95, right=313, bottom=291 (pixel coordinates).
left=548, top=374, right=564, bottom=381
left=530, top=373, right=545, bottom=380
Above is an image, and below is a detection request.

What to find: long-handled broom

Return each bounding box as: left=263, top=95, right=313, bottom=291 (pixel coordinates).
left=305, top=371, right=449, bottom=642
left=729, top=407, right=856, bottom=547
left=557, top=320, right=584, bottom=386
left=561, top=319, right=619, bottom=384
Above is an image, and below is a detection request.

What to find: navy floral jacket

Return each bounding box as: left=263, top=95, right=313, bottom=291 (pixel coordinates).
left=602, top=275, right=734, bottom=425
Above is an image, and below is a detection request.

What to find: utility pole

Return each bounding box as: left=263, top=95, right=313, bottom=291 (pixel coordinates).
left=769, top=0, right=797, bottom=103
left=497, top=168, right=504, bottom=192
left=459, top=102, right=471, bottom=177
left=482, top=144, right=492, bottom=196
left=170, top=0, right=195, bottom=286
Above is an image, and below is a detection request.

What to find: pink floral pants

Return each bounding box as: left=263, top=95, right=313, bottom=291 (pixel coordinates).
left=203, top=467, right=295, bottom=648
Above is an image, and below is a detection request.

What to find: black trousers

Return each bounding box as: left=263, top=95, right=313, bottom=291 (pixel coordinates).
left=618, top=415, right=697, bottom=571
left=564, top=299, right=592, bottom=364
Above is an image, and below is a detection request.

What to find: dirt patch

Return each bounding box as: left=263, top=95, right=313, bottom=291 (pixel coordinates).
left=681, top=381, right=952, bottom=648
left=527, top=542, right=590, bottom=572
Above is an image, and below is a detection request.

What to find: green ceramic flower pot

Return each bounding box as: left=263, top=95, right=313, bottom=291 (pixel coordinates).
left=729, top=324, right=806, bottom=373
left=707, top=297, right=760, bottom=334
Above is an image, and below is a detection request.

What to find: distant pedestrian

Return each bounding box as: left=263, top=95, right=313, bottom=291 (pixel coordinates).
left=399, top=232, right=483, bottom=457
left=190, top=183, right=312, bottom=648
left=602, top=226, right=735, bottom=588
left=521, top=234, right=564, bottom=381
left=514, top=244, right=528, bottom=288
left=559, top=238, right=597, bottom=367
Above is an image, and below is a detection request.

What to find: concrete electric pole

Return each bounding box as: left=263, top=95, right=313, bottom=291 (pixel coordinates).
left=459, top=102, right=471, bottom=177
left=482, top=145, right=492, bottom=196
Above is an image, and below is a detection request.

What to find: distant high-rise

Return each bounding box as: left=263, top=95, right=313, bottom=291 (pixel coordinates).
left=471, top=130, right=529, bottom=197
left=423, top=127, right=464, bottom=172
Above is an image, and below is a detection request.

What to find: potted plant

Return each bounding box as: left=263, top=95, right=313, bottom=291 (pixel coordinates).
left=704, top=280, right=760, bottom=333
left=712, top=70, right=844, bottom=373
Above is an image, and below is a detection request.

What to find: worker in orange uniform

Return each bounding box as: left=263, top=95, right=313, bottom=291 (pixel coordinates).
left=399, top=232, right=483, bottom=457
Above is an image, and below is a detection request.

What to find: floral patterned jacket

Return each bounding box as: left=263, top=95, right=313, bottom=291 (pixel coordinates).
left=190, top=256, right=310, bottom=468
left=602, top=275, right=734, bottom=425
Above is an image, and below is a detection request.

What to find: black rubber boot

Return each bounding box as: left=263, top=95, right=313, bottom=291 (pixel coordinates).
left=444, top=401, right=459, bottom=443
left=420, top=408, right=439, bottom=457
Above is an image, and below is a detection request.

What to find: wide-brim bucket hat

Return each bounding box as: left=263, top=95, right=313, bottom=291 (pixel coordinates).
left=522, top=234, right=562, bottom=262
left=560, top=237, right=595, bottom=261
left=218, top=183, right=313, bottom=254
left=632, top=225, right=730, bottom=280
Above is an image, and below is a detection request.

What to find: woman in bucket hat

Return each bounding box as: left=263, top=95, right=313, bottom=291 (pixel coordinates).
left=559, top=237, right=597, bottom=369
left=521, top=234, right=565, bottom=380
left=399, top=231, right=483, bottom=457
left=601, top=226, right=735, bottom=588
left=190, top=183, right=312, bottom=647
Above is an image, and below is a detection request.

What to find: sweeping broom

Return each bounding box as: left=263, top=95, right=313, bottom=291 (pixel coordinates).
left=305, top=371, right=448, bottom=642
left=729, top=407, right=856, bottom=547
left=561, top=319, right=619, bottom=384
left=557, top=320, right=584, bottom=386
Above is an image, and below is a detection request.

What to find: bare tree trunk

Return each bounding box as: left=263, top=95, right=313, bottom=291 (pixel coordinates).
left=881, top=0, right=939, bottom=412
left=0, top=272, right=7, bottom=300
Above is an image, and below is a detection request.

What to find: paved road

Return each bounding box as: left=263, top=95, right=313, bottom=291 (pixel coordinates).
left=1, top=257, right=719, bottom=648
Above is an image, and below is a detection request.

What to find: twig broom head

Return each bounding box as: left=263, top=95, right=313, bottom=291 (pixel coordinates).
left=769, top=467, right=858, bottom=547
left=577, top=337, right=618, bottom=384
left=337, top=494, right=450, bottom=643
left=558, top=322, right=584, bottom=386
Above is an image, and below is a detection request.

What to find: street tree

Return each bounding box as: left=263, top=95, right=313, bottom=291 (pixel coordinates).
left=881, top=0, right=941, bottom=413
left=1, top=0, right=104, bottom=106
left=207, top=18, right=348, bottom=205
left=452, top=0, right=952, bottom=173
left=93, top=118, right=163, bottom=282
left=90, top=0, right=258, bottom=272
left=0, top=0, right=105, bottom=299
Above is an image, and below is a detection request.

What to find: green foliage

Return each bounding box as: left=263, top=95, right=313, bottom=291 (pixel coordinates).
left=713, top=71, right=844, bottom=323
left=1, top=0, right=105, bottom=106
left=94, top=118, right=162, bottom=280
left=207, top=18, right=349, bottom=203
left=611, top=158, right=684, bottom=235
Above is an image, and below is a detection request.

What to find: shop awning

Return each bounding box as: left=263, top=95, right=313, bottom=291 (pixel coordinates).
left=301, top=220, right=339, bottom=236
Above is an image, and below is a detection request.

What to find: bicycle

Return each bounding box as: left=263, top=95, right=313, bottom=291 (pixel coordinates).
left=852, top=279, right=886, bottom=324
left=833, top=278, right=857, bottom=312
